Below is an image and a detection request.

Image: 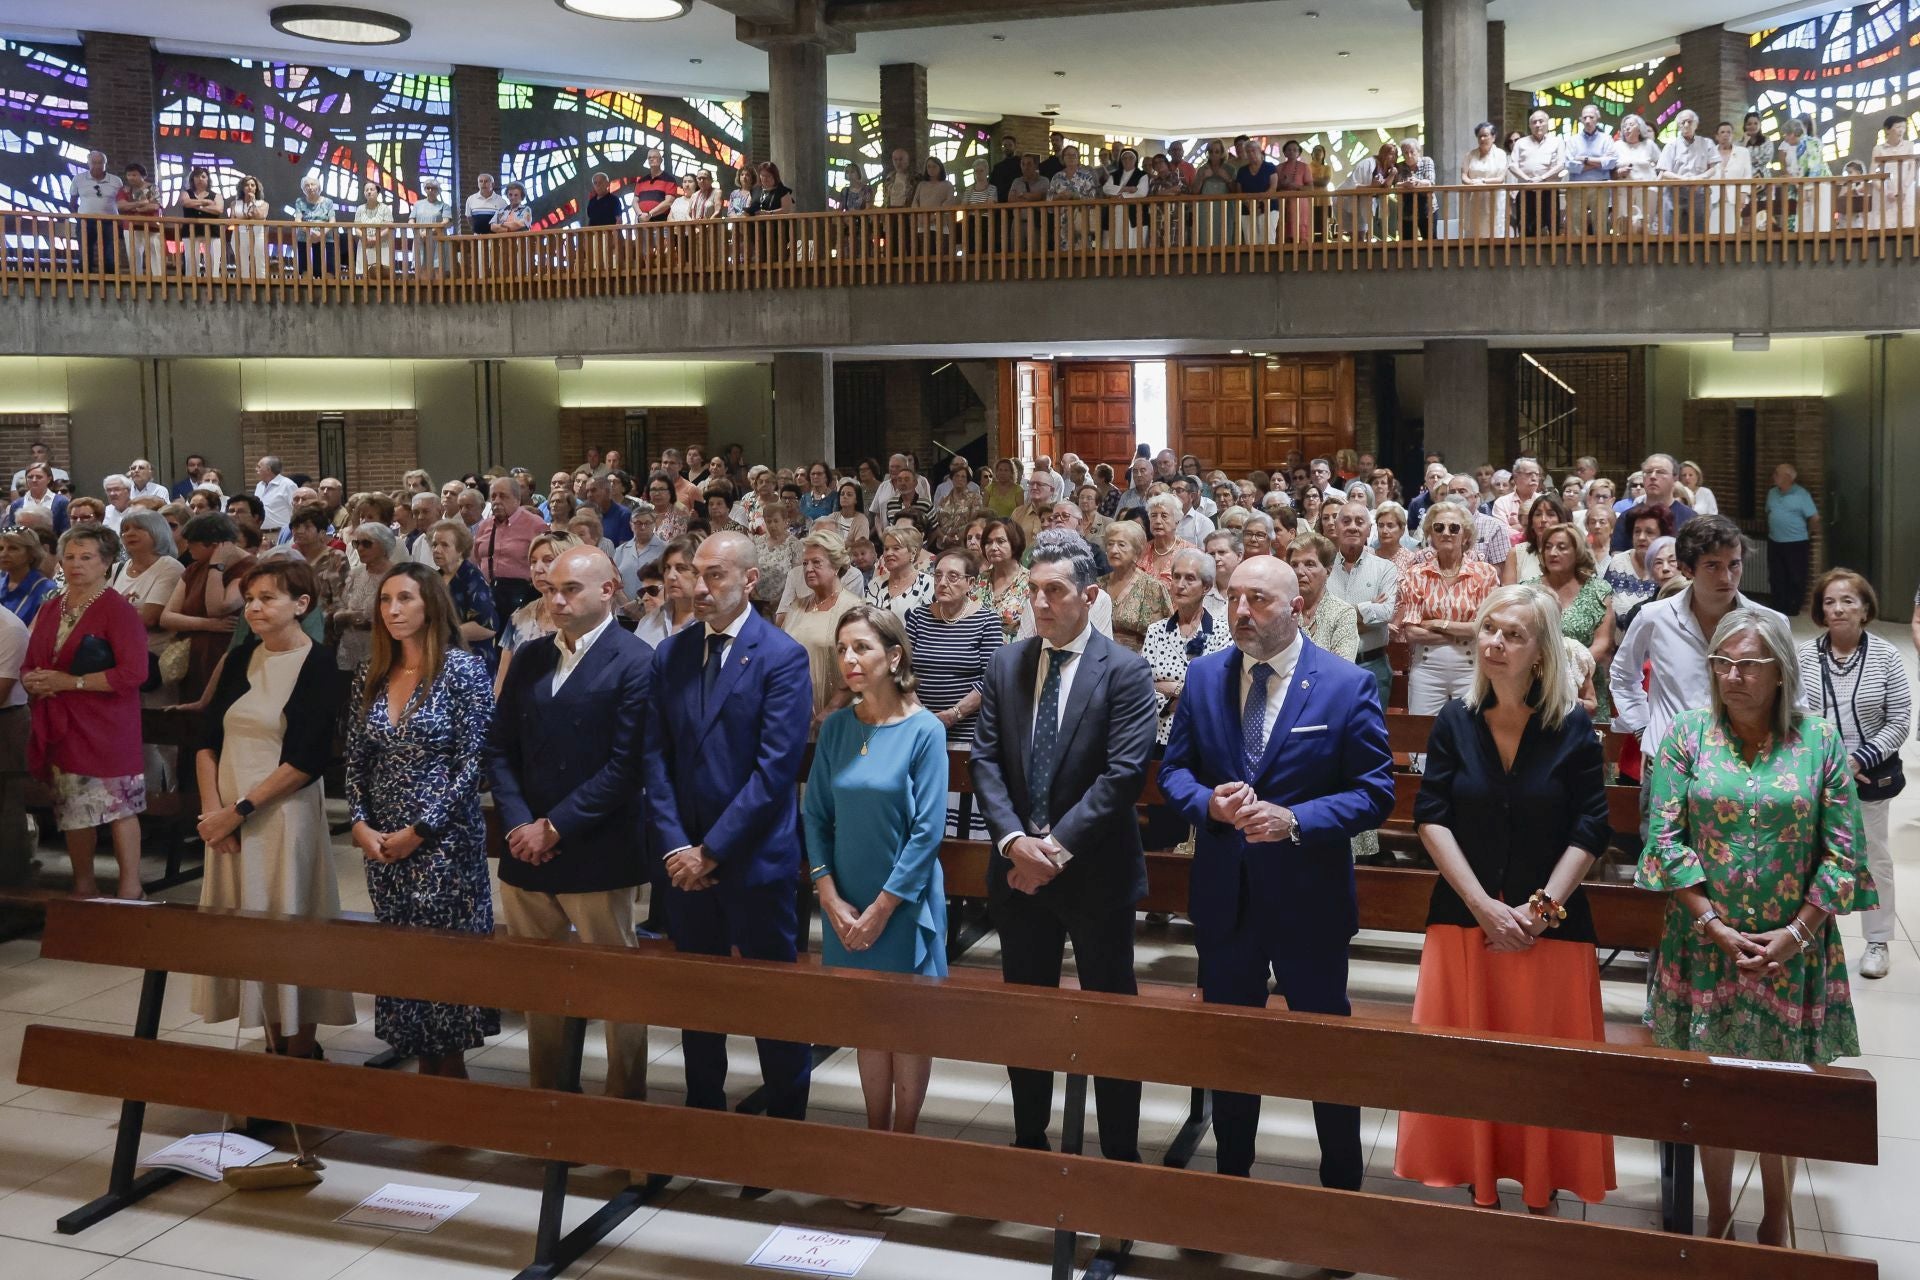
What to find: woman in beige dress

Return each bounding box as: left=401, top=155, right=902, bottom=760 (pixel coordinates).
left=1610, top=114, right=1662, bottom=235
left=1460, top=121, right=1510, bottom=241
left=191, top=558, right=354, bottom=1057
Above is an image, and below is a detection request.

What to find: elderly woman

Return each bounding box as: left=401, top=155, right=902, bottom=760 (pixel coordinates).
left=865, top=526, right=934, bottom=620
left=427, top=518, right=499, bottom=669
left=931, top=466, right=985, bottom=551
left=162, top=513, right=249, bottom=702
left=975, top=517, right=1030, bottom=641
left=1142, top=546, right=1230, bottom=747
left=1398, top=584, right=1614, bottom=1214
left=1101, top=519, right=1172, bottom=653
left=1238, top=511, right=1277, bottom=561
left=0, top=525, right=58, bottom=624
left=286, top=506, right=346, bottom=621
left=1640, top=608, right=1874, bottom=1244
left=1611, top=113, right=1661, bottom=235
left=782, top=530, right=860, bottom=735
left=1679, top=461, right=1718, bottom=516
left=353, top=180, right=393, bottom=277
left=333, top=521, right=397, bottom=675
left=1141, top=492, right=1195, bottom=588
left=1460, top=121, right=1510, bottom=240
left=1582, top=505, right=1616, bottom=565
left=636, top=534, right=702, bottom=648
left=751, top=496, right=803, bottom=614
left=193, top=560, right=355, bottom=1055
left=1603, top=504, right=1674, bottom=609
left=1075, top=484, right=1112, bottom=543
left=496, top=532, right=577, bottom=696
left=1287, top=532, right=1360, bottom=661
left=291, top=176, right=338, bottom=277
left=107, top=510, right=185, bottom=784
left=1372, top=501, right=1416, bottom=573
left=906, top=549, right=1003, bottom=839
left=1395, top=501, right=1502, bottom=715
left=24, top=526, right=149, bottom=899
left=1799, top=570, right=1913, bottom=981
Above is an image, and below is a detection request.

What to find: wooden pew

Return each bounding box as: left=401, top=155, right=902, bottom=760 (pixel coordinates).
left=20, top=899, right=1878, bottom=1280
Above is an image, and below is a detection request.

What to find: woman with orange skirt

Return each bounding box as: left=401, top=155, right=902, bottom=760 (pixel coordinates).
left=1394, top=583, right=1615, bottom=1214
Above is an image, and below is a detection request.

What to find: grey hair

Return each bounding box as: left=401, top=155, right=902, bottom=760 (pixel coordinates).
left=1145, top=492, right=1183, bottom=521
left=103, top=472, right=131, bottom=492
left=116, top=509, right=176, bottom=557
left=409, top=491, right=440, bottom=510
left=1241, top=511, right=1276, bottom=537
left=1674, top=109, right=1700, bottom=130
left=1029, top=528, right=1099, bottom=590
left=1171, top=546, right=1215, bottom=588
left=1708, top=607, right=1803, bottom=741
left=355, top=521, right=398, bottom=559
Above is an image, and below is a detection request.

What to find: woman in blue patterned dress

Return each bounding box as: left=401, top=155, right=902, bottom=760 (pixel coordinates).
left=346, top=563, right=499, bottom=1077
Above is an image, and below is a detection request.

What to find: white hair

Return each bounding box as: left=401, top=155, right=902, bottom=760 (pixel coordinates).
left=1708, top=608, right=1803, bottom=741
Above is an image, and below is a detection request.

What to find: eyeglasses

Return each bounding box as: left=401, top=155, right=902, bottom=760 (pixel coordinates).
left=1709, top=656, right=1778, bottom=678
left=1429, top=523, right=1465, bottom=535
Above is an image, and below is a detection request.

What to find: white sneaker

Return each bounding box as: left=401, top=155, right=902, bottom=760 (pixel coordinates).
left=1861, top=942, right=1891, bottom=979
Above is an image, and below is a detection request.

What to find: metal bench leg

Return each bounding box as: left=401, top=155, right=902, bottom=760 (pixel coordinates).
left=58, top=970, right=173, bottom=1234
left=1660, top=1141, right=1695, bottom=1234
left=1161, top=1087, right=1211, bottom=1169
left=1050, top=1072, right=1088, bottom=1280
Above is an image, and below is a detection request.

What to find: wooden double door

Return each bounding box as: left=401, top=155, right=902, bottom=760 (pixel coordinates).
left=1174, top=355, right=1354, bottom=473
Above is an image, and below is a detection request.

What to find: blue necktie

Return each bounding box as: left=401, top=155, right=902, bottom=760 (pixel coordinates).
left=1029, top=647, right=1073, bottom=831
left=1243, top=661, right=1275, bottom=776
left=701, top=632, right=729, bottom=712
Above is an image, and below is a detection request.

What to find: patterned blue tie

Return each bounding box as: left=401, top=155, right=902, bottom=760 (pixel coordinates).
left=1243, top=661, right=1275, bottom=776
left=1029, top=647, right=1073, bottom=831
left=701, top=632, right=729, bottom=712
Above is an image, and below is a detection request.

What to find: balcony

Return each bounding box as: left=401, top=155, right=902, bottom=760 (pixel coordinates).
left=9, top=176, right=1920, bottom=360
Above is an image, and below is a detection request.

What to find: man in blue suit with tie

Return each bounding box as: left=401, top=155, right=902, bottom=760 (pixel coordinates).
left=644, top=531, right=814, bottom=1131
left=1159, top=555, right=1393, bottom=1193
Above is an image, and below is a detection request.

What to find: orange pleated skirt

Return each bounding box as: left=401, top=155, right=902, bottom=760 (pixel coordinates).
left=1393, top=925, right=1617, bottom=1209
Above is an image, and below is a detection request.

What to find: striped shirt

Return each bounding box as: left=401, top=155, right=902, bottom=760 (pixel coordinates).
left=1798, top=633, right=1915, bottom=770
left=905, top=604, right=1005, bottom=744
left=1395, top=558, right=1500, bottom=631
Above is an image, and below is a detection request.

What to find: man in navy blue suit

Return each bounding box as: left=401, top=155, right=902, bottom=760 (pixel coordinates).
left=1158, top=555, right=1393, bottom=1192
left=644, top=530, right=814, bottom=1131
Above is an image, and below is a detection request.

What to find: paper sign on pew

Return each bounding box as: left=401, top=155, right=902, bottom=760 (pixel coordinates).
left=137, top=1132, right=276, bottom=1181
left=748, top=1224, right=885, bottom=1276
left=1708, top=1056, right=1814, bottom=1073
left=338, top=1183, right=479, bottom=1233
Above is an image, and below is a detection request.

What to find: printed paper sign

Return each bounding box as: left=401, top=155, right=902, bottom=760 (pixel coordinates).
left=337, top=1183, right=479, bottom=1233
left=1709, top=1056, right=1814, bottom=1073
left=748, top=1224, right=885, bottom=1276
left=137, top=1132, right=276, bottom=1181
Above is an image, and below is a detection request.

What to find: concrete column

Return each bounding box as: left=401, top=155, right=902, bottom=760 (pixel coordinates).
left=1486, top=21, right=1508, bottom=137
left=81, top=32, right=155, bottom=173
left=769, top=42, right=829, bottom=211
left=773, top=353, right=834, bottom=469
left=1422, top=339, right=1492, bottom=469
left=744, top=91, right=772, bottom=168
left=1678, top=26, right=1753, bottom=134
left=453, top=64, right=501, bottom=216
left=1422, top=0, right=1488, bottom=205
left=880, top=63, right=929, bottom=166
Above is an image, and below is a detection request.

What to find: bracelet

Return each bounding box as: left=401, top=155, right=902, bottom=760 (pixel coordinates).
left=1787, top=918, right=1816, bottom=953
left=1692, top=907, right=1721, bottom=937
left=1527, top=890, right=1567, bottom=929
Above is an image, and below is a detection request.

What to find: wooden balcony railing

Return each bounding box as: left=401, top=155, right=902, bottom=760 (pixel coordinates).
left=8, top=173, right=1914, bottom=304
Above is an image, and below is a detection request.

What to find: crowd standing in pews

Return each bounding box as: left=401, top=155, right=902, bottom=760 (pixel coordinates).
left=3, top=433, right=1910, bottom=1235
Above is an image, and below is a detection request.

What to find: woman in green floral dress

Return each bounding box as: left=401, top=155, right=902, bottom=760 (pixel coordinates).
left=1638, top=608, right=1873, bottom=1246
left=1528, top=525, right=1615, bottom=718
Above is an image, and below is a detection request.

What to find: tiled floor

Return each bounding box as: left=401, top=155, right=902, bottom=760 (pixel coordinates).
left=1, top=620, right=1913, bottom=1279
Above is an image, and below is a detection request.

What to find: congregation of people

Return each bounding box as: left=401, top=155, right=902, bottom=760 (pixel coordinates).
left=62, top=104, right=1920, bottom=281
left=5, top=431, right=1911, bottom=1240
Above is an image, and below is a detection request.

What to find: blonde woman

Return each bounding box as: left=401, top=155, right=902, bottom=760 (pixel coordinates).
left=494, top=532, right=577, bottom=697
left=864, top=526, right=934, bottom=620
left=782, top=530, right=859, bottom=735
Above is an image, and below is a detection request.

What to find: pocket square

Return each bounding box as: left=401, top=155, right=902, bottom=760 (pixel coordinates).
left=1289, top=724, right=1329, bottom=733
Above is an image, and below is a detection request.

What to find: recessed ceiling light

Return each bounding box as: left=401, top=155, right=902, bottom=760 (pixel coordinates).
left=689, top=57, right=702, bottom=64
left=269, top=5, right=411, bottom=45
left=991, top=33, right=1006, bottom=41
left=1337, top=50, right=1351, bottom=58
left=1110, top=103, right=1122, bottom=108
left=1369, top=87, right=1380, bottom=93
left=554, top=0, right=691, bottom=21
left=1053, top=70, right=1067, bottom=77
left=1303, top=8, right=1320, bottom=16
left=1230, top=349, right=1245, bottom=355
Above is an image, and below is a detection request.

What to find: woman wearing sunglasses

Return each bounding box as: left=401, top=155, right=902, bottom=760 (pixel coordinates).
left=1393, top=500, right=1500, bottom=716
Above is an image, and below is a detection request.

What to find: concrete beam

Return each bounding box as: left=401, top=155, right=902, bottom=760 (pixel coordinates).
left=738, top=0, right=854, bottom=53
left=830, top=0, right=1254, bottom=32
left=1422, top=339, right=1491, bottom=467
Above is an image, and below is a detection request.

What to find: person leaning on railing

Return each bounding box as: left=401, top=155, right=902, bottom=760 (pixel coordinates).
left=290, top=177, right=338, bottom=278
left=408, top=177, right=453, bottom=277
left=226, top=174, right=271, bottom=279
left=1775, top=115, right=1830, bottom=233
left=1638, top=606, right=1873, bottom=1246
left=176, top=165, right=224, bottom=278
left=116, top=162, right=165, bottom=278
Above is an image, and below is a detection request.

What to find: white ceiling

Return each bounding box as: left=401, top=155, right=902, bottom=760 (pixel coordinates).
left=22, top=0, right=1800, bottom=136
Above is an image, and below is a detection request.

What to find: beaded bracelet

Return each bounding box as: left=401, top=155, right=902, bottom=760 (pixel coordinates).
left=1527, top=890, right=1568, bottom=929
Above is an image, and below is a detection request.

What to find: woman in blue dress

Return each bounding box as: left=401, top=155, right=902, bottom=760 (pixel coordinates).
left=346, top=563, right=499, bottom=1077
left=804, top=603, right=948, bottom=1148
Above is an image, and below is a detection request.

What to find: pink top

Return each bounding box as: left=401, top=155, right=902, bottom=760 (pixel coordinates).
left=470, top=505, right=550, bottom=582
left=25, top=588, right=146, bottom=780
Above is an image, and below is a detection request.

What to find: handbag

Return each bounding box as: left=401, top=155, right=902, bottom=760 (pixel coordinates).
left=159, top=635, right=192, bottom=685
left=1857, top=754, right=1906, bottom=802
left=68, top=634, right=116, bottom=677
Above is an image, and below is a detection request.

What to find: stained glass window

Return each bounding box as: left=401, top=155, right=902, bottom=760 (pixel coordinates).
left=1532, top=58, right=1685, bottom=142
left=0, top=38, right=88, bottom=215
left=1163, top=131, right=1400, bottom=187
left=499, top=79, right=746, bottom=228
left=1749, top=1, right=1920, bottom=167
left=823, top=111, right=994, bottom=205
left=154, top=54, right=452, bottom=215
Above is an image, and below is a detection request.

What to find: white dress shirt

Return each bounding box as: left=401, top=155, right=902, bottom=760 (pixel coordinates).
left=1327, top=549, right=1399, bottom=655
left=551, top=611, right=614, bottom=695
left=702, top=605, right=751, bottom=674
left=1175, top=508, right=1216, bottom=545
left=130, top=481, right=169, bottom=504
left=255, top=474, right=298, bottom=529
left=996, top=621, right=1094, bottom=857
left=1238, top=631, right=1304, bottom=762
left=1607, top=586, right=1786, bottom=758
left=1015, top=587, right=1113, bottom=641
left=0, top=605, right=27, bottom=708
left=101, top=503, right=130, bottom=533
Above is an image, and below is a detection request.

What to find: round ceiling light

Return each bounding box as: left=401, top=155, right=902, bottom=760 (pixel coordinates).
left=269, top=5, right=412, bottom=44
left=555, top=0, right=691, bottom=20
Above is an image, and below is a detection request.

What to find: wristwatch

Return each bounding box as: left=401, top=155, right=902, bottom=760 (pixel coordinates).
left=413, top=820, right=441, bottom=844
left=72, top=674, right=83, bottom=692
left=1691, top=907, right=1720, bottom=937
left=232, top=798, right=256, bottom=824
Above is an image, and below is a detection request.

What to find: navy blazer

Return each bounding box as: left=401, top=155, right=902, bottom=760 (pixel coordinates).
left=485, top=623, right=654, bottom=895
left=643, top=607, right=812, bottom=893
left=1159, top=636, right=1394, bottom=941
left=970, top=628, right=1158, bottom=910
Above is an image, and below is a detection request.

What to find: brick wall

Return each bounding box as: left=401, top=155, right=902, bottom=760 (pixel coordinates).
left=559, top=407, right=710, bottom=471
left=1679, top=25, right=1753, bottom=134
left=992, top=115, right=1051, bottom=161
left=453, top=64, right=501, bottom=220
left=82, top=32, right=156, bottom=173
left=745, top=92, right=771, bottom=168
left=0, top=415, right=73, bottom=493
left=880, top=63, right=929, bottom=165
left=1353, top=353, right=1379, bottom=456
left=240, top=411, right=420, bottom=497
left=1682, top=395, right=1827, bottom=609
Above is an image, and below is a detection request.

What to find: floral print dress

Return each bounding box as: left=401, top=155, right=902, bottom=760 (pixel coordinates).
left=345, top=649, right=501, bottom=1058
left=976, top=566, right=1031, bottom=641
left=1532, top=573, right=1613, bottom=719
left=1637, top=709, right=1874, bottom=1064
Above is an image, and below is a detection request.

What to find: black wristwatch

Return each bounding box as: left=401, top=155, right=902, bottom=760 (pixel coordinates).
left=233, top=798, right=256, bottom=822
left=412, top=820, right=440, bottom=844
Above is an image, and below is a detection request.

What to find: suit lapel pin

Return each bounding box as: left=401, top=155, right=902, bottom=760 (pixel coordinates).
left=741, top=656, right=750, bottom=667
left=1300, top=679, right=1310, bottom=689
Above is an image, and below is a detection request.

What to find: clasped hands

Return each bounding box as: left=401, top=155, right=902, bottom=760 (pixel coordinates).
left=196, top=806, right=243, bottom=856
left=1706, top=919, right=1810, bottom=980
left=1005, top=835, right=1063, bottom=894
left=1208, top=782, right=1297, bottom=845
left=352, top=821, right=426, bottom=864
left=819, top=885, right=896, bottom=952
left=665, top=844, right=718, bottom=891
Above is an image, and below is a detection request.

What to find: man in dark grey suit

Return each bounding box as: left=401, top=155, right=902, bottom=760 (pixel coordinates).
left=970, top=529, right=1157, bottom=1162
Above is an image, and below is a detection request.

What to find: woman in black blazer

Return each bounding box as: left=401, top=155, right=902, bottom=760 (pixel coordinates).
left=1395, top=584, right=1615, bottom=1216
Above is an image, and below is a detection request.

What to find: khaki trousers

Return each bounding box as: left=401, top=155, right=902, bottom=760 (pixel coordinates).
left=498, top=883, right=649, bottom=1098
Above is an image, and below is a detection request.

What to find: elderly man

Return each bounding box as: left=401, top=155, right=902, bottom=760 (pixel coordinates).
left=253, top=455, right=298, bottom=536
left=1049, top=501, right=1110, bottom=575
left=1445, top=473, right=1512, bottom=572
left=74, top=150, right=122, bottom=274
left=1398, top=137, right=1436, bottom=240
left=1328, top=499, right=1400, bottom=706
left=1764, top=462, right=1821, bottom=616
left=100, top=474, right=133, bottom=532
left=867, top=452, right=931, bottom=521
left=1508, top=108, right=1569, bottom=237
left=1114, top=458, right=1154, bottom=523
left=1012, top=476, right=1057, bottom=545
left=1159, top=555, right=1392, bottom=1190
left=880, top=146, right=916, bottom=210
left=1491, top=457, right=1544, bottom=535
left=581, top=475, right=630, bottom=548
left=1172, top=476, right=1215, bottom=545
left=1609, top=453, right=1697, bottom=552
left=487, top=546, right=655, bottom=1107
left=1657, top=110, right=1718, bottom=233
left=585, top=170, right=624, bottom=228
left=316, top=477, right=346, bottom=524
left=1564, top=104, right=1616, bottom=236
left=125, top=459, right=168, bottom=504
left=1405, top=460, right=1450, bottom=529
left=646, top=531, right=815, bottom=1136
left=473, top=476, right=551, bottom=620
left=405, top=492, right=442, bottom=563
